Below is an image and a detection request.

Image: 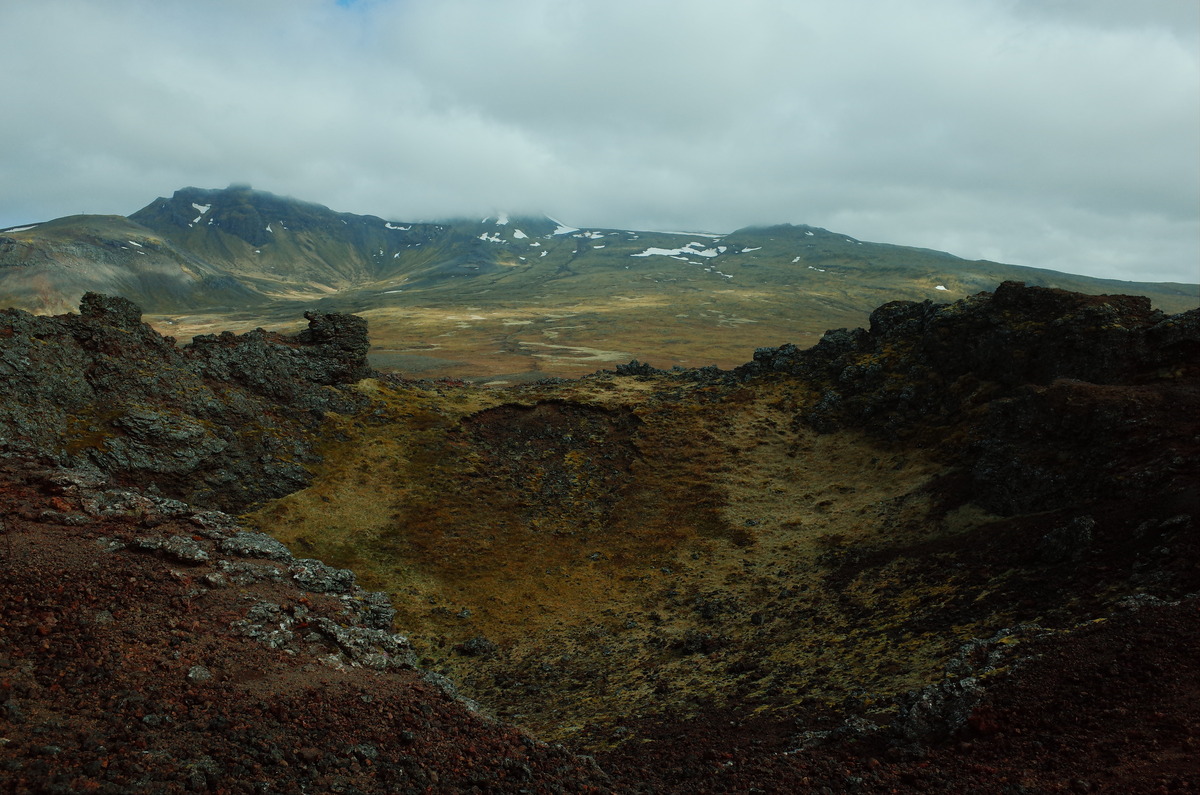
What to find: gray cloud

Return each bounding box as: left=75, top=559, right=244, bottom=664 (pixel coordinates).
left=1, top=0, right=1196, bottom=283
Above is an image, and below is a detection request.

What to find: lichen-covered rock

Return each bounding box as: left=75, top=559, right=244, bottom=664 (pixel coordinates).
left=312, top=617, right=416, bottom=670
left=890, top=677, right=984, bottom=746
left=160, top=535, right=211, bottom=565
left=290, top=558, right=357, bottom=594
left=220, top=531, right=294, bottom=562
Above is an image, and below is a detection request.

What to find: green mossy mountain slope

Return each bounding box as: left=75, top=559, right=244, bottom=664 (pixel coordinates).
left=3, top=185, right=1196, bottom=379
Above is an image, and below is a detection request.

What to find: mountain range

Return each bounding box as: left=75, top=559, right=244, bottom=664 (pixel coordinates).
left=3, top=185, right=1196, bottom=381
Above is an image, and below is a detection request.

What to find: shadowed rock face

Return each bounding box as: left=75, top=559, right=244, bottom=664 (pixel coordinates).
left=0, top=292, right=372, bottom=510
left=742, top=281, right=1200, bottom=513
left=744, top=281, right=1197, bottom=410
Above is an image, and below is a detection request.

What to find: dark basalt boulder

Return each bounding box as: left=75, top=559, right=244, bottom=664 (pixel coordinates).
left=296, top=310, right=372, bottom=383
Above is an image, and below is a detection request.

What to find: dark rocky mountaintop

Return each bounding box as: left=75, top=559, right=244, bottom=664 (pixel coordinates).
left=129, top=185, right=446, bottom=267
left=2, top=282, right=1198, bottom=792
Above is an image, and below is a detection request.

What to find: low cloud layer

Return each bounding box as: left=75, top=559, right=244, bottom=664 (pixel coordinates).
left=2, top=0, right=1196, bottom=283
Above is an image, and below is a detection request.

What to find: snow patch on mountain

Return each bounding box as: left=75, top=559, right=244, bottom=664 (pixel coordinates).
left=547, top=216, right=578, bottom=236
left=632, top=241, right=721, bottom=259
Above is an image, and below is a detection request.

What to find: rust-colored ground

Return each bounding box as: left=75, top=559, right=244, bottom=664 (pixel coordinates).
left=3, top=458, right=1197, bottom=793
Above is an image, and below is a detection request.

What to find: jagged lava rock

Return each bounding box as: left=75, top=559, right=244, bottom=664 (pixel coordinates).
left=738, top=281, right=1200, bottom=513
left=0, top=292, right=373, bottom=510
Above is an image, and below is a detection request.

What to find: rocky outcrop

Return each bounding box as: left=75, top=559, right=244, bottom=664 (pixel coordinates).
left=738, top=281, right=1200, bottom=513
left=186, top=310, right=370, bottom=410
left=741, top=281, right=1198, bottom=422
left=0, top=293, right=372, bottom=510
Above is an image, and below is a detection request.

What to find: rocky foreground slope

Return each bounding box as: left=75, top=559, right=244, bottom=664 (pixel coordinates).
left=2, top=283, right=1198, bottom=792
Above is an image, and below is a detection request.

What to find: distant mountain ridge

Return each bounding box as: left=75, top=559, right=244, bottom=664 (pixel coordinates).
left=130, top=185, right=449, bottom=291
left=3, top=185, right=1196, bottom=378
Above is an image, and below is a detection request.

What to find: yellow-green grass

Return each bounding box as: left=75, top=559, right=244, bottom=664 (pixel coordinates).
left=244, top=374, right=1014, bottom=746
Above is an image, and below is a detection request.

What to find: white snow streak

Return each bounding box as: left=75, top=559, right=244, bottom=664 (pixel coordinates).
left=547, top=216, right=578, bottom=236
left=632, top=242, right=721, bottom=259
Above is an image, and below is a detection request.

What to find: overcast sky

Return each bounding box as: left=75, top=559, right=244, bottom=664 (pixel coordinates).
left=1, top=0, right=1197, bottom=283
